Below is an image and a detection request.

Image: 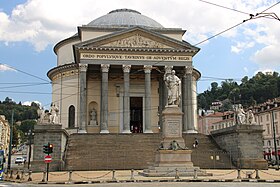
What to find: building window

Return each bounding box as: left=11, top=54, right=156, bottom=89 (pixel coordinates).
left=277, top=140, right=280, bottom=146
left=267, top=124, right=270, bottom=134
left=68, top=105, right=75, bottom=128
left=276, top=123, right=279, bottom=134
left=275, top=112, right=278, bottom=120
left=268, top=140, right=271, bottom=146
left=260, top=116, right=263, bottom=123
left=266, top=114, right=269, bottom=121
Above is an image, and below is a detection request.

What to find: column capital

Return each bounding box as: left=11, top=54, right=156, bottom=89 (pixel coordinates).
left=164, top=66, right=173, bottom=74
left=185, top=66, right=193, bottom=75
left=101, top=64, right=110, bottom=73
left=144, top=65, right=152, bottom=73
left=79, top=64, right=88, bottom=72
left=122, top=65, right=131, bottom=73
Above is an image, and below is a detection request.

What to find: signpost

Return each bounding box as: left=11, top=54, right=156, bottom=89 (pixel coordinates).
left=42, top=143, right=53, bottom=182
left=44, top=155, right=52, bottom=163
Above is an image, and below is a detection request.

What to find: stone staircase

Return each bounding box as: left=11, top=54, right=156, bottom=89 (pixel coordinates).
left=183, top=133, right=235, bottom=169
left=64, top=133, right=234, bottom=171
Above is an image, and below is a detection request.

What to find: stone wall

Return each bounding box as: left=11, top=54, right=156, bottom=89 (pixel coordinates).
left=211, top=124, right=267, bottom=169
left=31, top=124, right=69, bottom=171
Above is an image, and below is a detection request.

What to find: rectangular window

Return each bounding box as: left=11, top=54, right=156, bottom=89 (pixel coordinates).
left=267, top=124, right=270, bottom=134
left=276, top=122, right=279, bottom=134
left=275, top=112, right=278, bottom=120
left=266, top=114, right=269, bottom=121
left=260, top=116, right=263, bottom=123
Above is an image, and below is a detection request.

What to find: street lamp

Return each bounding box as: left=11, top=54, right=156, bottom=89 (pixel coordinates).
left=25, top=129, right=34, bottom=170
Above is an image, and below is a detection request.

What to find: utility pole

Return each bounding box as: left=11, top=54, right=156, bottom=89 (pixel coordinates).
left=271, top=110, right=279, bottom=170
left=7, top=110, right=14, bottom=170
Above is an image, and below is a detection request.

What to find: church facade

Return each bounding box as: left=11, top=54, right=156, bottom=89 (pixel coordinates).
left=47, top=9, right=201, bottom=134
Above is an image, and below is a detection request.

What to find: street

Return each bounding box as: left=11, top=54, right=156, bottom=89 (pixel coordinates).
left=1, top=182, right=280, bottom=187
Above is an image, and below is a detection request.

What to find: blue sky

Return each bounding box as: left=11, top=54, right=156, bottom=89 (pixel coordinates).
left=0, top=0, right=280, bottom=108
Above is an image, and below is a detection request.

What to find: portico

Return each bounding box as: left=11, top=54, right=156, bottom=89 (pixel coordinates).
left=47, top=9, right=201, bottom=135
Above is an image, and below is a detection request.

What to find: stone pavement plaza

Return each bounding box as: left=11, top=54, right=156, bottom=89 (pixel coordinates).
left=5, top=169, right=280, bottom=184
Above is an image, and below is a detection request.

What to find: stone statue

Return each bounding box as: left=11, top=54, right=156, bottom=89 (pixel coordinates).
left=236, top=104, right=246, bottom=125
left=89, top=109, right=97, bottom=125
left=164, top=70, right=181, bottom=106
left=246, top=110, right=256, bottom=125
left=49, top=103, right=59, bottom=124
left=37, top=107, right=45, bottom=123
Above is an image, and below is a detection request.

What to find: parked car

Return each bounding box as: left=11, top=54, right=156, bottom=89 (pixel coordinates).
left=15, top=157, right=25, bottom=164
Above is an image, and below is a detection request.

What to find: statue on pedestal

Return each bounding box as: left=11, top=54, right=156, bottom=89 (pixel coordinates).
left=89, top=109, right=97, bottom=125
left=49, top=103, right=59, bottom=124
left=37, top=107, right=45, bottom=123
left=164, top=70, right=181, bottom=106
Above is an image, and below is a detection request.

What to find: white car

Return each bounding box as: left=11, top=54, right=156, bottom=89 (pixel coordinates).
left=15, top=157, right=25, bottom=164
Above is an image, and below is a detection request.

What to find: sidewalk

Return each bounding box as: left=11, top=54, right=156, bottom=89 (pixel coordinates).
left=5, top=169, right=280, bottom=184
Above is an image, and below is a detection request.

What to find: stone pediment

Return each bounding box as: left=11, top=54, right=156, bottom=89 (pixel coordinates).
left=101, top=34, right=170, bottom=49
left=76, top=27, right=198, bottom=52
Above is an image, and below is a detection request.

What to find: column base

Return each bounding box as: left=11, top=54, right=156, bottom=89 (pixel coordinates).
left=184, top=130, right=198, bottom=134
left=78, top=129, right=87, bottom=133
left=144, top=130, right=153, bottom=133
left=100, top=130, right=109, bottom=134
left=122, top=130, right=131, bottom=133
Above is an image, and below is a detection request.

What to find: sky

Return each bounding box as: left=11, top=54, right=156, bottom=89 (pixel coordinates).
left=0, top=0, right=280, bottom=109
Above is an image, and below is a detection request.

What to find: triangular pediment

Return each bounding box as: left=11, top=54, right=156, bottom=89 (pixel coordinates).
left=75, top=27, right=199, bottom=52
left=101, top=34, right=170, bottom=48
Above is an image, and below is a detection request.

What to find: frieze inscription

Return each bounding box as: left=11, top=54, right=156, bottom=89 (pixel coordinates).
left=81, top=53, right=191, bottom=62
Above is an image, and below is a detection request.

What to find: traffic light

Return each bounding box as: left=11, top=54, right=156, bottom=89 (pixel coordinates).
left=43, top=143, right=54, bottom=154
left=43, top=144, right=49, bottom=154
left=49, top=144, right=53, bottom=154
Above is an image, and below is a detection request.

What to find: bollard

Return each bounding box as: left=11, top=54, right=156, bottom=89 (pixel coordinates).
left=193, top=168, right=197, bottom=179
left=16, top=169, right=20, bottom=180
left=9, top=170, right=13, bottom=179
left=20, top=170, right=24, bottom=180
left=255, top=169, right=260, bottom=179
left=130, top=169, right=135, bottom=180
left=42, top=171, right=46, bottom=182
left=237, top=169, right=241, bottom=179
left=28, top=171, right=32, bottom=181
left=112, top=170, right=116, bottom=181
left=68, top=171, right=72, bottom=183
left=175, top=169, right=180, bottom=179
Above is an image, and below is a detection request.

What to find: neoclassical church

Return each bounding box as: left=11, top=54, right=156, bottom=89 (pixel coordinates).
left=47, top=9, right=201, bottom=134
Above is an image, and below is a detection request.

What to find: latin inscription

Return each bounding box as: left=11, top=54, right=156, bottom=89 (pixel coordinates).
left=166, top=120, right=180, bottom=137
left=81, top=53, right=192, bottom=62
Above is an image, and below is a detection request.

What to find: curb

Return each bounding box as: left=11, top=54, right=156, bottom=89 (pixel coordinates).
left=10, top=178, right=279, bottom=184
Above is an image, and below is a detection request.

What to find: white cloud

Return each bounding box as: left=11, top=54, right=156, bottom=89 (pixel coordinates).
left=22, top=100, right=41, bottom=106
left=252, top=44, right=280, bottom=68
left=0, top=64, right=16, bottom=72
left=231, top=41, right=255, bottom=53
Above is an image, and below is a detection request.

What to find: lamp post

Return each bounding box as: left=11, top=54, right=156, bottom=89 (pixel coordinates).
left=25, top=129, right=34, bottom=170
left=271, top=110, right=279, bottom=170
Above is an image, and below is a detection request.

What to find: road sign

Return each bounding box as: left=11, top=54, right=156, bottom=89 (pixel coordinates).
left=44, top=155, right=52, bottom=163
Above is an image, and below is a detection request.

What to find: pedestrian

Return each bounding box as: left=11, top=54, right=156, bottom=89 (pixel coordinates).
left=193, top=138, right=199, bottom=148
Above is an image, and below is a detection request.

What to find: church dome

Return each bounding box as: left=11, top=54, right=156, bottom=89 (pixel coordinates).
left=87, top=9, right=164, bottom=28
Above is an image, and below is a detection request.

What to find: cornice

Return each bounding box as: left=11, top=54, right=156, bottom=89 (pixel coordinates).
left=77, top=46, right=197, bottom=53
left=47, top=63, right=79, bottom=81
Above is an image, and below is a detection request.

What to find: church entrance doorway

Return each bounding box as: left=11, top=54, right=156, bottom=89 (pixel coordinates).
left=130, top=97, right=143, bottom=133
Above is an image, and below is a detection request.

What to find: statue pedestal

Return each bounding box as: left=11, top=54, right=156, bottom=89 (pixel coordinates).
left=140, top=105, right=211, bottom=177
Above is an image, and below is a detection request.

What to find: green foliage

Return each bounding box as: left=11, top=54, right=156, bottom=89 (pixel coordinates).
left=198, top=71, right=280, bottom=110
left=0, top=98, right=39, bottom=145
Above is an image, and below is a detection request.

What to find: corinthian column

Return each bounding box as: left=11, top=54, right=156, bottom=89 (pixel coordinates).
left=122, top=65, right=131, bottom=133
left=100, top=64, right=110, bottom=133
left=183, top=66, right=197, bottom=133
left=79, top=64, right=88, bottom=133
left=144, top=65, right=153, bottom=133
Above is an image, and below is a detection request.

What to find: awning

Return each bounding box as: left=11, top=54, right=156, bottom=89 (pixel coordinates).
left=263, top=152, right=271, bottom=156
left=272, top=150, right=280, bottom=156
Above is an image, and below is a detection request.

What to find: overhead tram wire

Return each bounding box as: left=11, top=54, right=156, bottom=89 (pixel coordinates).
left=198, top=0, right=251, bottom=15
left=0, top=63, right=50, bottom=83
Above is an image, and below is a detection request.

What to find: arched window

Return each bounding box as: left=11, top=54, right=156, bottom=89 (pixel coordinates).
left=68, top=105, right=75, bottom=128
